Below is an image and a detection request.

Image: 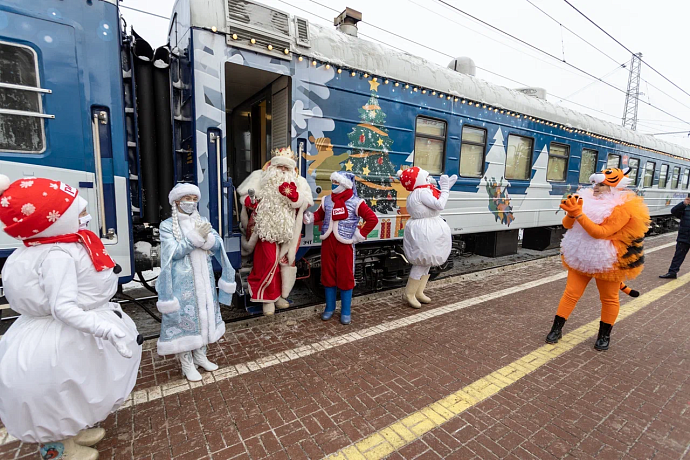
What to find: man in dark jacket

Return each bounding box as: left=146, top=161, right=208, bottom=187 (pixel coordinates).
left=660, top=196, right=690, bottom=279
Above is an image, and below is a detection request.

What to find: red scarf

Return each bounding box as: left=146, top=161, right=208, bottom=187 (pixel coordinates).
left=331, top=188, right=354, bottom=221
left=415, top=184, right=441, bottom=199
left=24, top=230, right=116, bottom=272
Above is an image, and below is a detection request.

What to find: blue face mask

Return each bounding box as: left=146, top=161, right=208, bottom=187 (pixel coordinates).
left=331, top=182, right=340, bottom=191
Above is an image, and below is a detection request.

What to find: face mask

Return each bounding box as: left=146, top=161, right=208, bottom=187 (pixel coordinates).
left=179, top=201, right=197, bottom=214
left=79, top=214, right=91, bottom=230
left=332, top=183, right=346, bottom=194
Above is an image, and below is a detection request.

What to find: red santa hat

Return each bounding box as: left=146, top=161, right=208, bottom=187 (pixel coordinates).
left=396, top=167, right=430, bottom=192
left=0, top=174, right=81, bottom=240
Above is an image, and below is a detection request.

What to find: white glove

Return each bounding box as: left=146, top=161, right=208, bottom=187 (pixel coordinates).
left=439, top=174, right=458, bottom=192
left=352, top=230, right=366, bottom=243
left=195, top=221, right=212, bottom=239
left=97, top=324, right=133, bottom=358
left=303, top=211, right=314, bottom=225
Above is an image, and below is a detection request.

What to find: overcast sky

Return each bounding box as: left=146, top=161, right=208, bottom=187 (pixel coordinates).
left=119, top=0, right=690, bottom=150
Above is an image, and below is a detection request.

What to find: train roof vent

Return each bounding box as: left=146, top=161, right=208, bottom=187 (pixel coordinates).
left=294, top=16, right=310, bottom=47
left=515, top=87, right=547, bottom=100
left=334, top=7, right=362, bottom=37
left=447, top=57, right=476, bottom=76
left=226, top=0, right=292, bottom=59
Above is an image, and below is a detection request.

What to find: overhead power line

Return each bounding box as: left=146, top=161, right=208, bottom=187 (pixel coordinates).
left=119, top=4, right=169, bottom=20
left=432, top=0, right=690, bottom=126
left=523, top=0, right=622, bottom=66
left=562, top=0, right=690, bottom=101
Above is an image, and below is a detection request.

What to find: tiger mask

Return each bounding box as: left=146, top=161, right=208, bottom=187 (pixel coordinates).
left=589, top=167, right=632, bottom=189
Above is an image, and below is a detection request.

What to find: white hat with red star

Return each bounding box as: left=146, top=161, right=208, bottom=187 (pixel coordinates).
left=0, top=174, right=82, bottom=240
left=396, top=167, right=430, bottom=192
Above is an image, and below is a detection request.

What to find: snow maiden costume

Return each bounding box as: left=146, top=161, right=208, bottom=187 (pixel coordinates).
left=546, top=167, right=650, bottom=351
left=304, top=172, right=378, bottom=324
left=397, top=167, right=457, bottom=308
left=0, top=175, right=142, bottom=460
left=236, top=148, right=313, bottom=315
left=156, top=183, right=236, bottom=382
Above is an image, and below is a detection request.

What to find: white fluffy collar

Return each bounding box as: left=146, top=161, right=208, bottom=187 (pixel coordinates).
left=579, top=188, right=629, bottom=224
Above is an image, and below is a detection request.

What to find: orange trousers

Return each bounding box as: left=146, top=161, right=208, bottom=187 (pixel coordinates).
left=556, top=269, right=621, bottom=325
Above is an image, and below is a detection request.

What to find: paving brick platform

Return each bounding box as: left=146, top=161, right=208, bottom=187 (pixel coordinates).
left=1, top=233, right=689, bottom=460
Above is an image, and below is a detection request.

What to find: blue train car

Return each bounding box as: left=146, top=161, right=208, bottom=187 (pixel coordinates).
left=170, top=0, right=690, bottom=294
left=1, top=0, right=689, bottom=308
left=0, top=0, right=133, bottom=279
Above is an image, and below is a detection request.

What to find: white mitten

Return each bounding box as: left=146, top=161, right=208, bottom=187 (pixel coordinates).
left=195, top=222, right=212, bottom=240
left=97, top=324, right=133, bottom=358
left=352, top=230, right=366, bottom=243
left=303, top=211, right=314, bottom=225
left=447, top=174, right=458, bottom=188
left=439, top=175, right=450, bottom=191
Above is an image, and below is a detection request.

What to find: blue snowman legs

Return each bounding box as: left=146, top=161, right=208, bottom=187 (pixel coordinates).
left=322, top=286, right=353, bottom=325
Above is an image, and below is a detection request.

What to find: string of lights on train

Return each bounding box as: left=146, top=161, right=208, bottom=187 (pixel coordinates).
left=210, top=26, right=688, bottom=163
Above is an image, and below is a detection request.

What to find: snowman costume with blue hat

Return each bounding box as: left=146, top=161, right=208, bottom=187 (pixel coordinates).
left=156, top=183, right=236, bottom=381
left=304, top=172, right=378, bottom=324
left=0, top=174, right=141, bottom=460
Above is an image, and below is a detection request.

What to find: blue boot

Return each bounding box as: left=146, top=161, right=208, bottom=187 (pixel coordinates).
left=340, top=289, right=353, bottom=325
left=322, top=286, right=337, bottom=320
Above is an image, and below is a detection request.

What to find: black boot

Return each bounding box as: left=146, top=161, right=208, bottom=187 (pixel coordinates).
left=545, top=315, right=567, bottom=344
left=659, top=273, right=677, bottom=279
left=594, top=321, right=613, bottom=351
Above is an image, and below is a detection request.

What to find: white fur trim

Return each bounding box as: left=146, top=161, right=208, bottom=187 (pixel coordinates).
left=156, top=298, right=180, bottom=314
left=330, top=171, right=353, bottom=189
left=218, top=278, right=236, bottom=294
left=76, top=196, right=88, bottom=213
left=280, top=265, right=297, bottom=299
left=168, top=183, right=201, bottom=205
left=270, top=155, right=297, bottom=169
left=415, top=169, right=429, bottom=189
left=201, top=234, right=216, bottom=251
left=396, top=170, right=403, bottom=178
left=186, top=229, right=206, bottom=247
left=0, top=174, right=9, bottom=194
left=157, top=335, right=203, bottom=356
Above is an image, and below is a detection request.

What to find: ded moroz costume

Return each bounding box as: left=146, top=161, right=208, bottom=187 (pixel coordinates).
left=546, top=167, right=650, bottom=351
left=236, top=148, right=313, bottom=316
left=0, top=174, right=142, bottom=460
left=304, top=171, right=378, bottom=324
left=156, top=183, right=236, bottom=382
left=397, top=167, right=457, bottom=308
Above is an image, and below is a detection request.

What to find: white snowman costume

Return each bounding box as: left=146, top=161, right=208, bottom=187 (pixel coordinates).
left=397, top=167, right=457, bottom=308
left=0, top=175, right=141, bottom=458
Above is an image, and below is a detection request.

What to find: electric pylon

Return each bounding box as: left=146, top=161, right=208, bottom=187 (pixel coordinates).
left=622, top=52, right=643, bottom=131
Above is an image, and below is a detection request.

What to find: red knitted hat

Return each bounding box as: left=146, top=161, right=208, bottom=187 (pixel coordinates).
left=0, top=174, right=79, bottom=240
left=396, top=166, right=431, bottom=192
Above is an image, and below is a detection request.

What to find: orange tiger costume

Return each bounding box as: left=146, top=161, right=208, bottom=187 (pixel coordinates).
left=546, top=167, right=650, bottom=351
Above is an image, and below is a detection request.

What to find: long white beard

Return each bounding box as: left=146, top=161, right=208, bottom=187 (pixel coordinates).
left=254, top=168, right=297, bottom=243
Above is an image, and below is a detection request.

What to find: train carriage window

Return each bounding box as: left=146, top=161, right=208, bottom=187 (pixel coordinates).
left=547, top=143, right=569, bottom=182
left=579, top=149, right=598, bottom=183
left=627, top=158, right=640, bottom=185
left=505, top=134, right=534, bottom=180
left=0, top=42, right=45, bottom=153
left=683, top=169, right=690, bottom=189
left=671, top=166, right=681, bottom=189
left=606, top=154, right=621, bottom=169
left=459, top=126, right=486, bottom=177
left=659, top=164, right=669, bottom=188
left=414, top=116, right=446, bottom=174
left=643, top=162, right=655, bottom=187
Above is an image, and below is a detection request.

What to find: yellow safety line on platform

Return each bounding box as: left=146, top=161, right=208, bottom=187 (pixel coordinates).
left=323, top=272, right=690, bottom=460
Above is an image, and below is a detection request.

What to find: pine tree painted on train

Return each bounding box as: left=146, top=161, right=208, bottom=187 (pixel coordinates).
left=341, top=82, right=397, bottom=213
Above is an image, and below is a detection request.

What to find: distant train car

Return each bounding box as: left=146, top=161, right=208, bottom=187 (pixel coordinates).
left=1, top=0, right=689, bottom=310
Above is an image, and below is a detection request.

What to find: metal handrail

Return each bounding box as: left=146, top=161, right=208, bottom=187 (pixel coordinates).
left=0, top=108, right=54, bottom=119
left=91, top=112, right=109, bottom=239
left=0, top=82, right=52, bottom=93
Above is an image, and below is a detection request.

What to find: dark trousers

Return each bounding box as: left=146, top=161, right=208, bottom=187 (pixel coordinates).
left=669, top=241, right=690, bottom=274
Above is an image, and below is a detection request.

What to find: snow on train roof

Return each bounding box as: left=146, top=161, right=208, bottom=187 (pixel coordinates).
left=298, top=23, right=690, bottom=161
